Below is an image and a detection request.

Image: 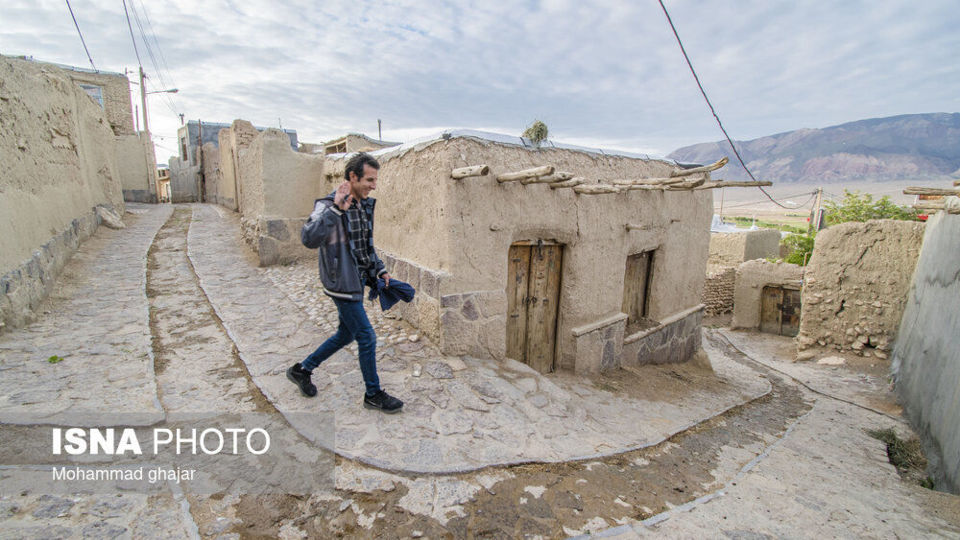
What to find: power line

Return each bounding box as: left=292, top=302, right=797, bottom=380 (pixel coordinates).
left=128, top=0, right=181, bottom=117
left=122, top=0, right=142, bottom=67
left=658, top=0, right=802, bottom=210
left=719, top=190, right=818, bottom=209
left=64, top=0, right=96, bottom=71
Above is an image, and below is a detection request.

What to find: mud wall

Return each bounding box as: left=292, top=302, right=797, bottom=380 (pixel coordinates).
left=168, top=156, right=199, bottom=202
left=708, top=229, right=781, bottom=266
left=116, top=134, right=156, bottom=203
left=238, top=129, right=326, bottom=265
left=61, top=67, right=135, bottom=136
left=0, top=56, right=124, bottom=331
left=731, top=260, right=804, bottom=330
left=369, top=135, right=711, bottom=373
left=891, top=211, right=960, bottom=494
left=702, top=264, right=736, bottom=315
left=201, top=142, right=220, bottom=205
left=797, top=220, right=924, bottom=358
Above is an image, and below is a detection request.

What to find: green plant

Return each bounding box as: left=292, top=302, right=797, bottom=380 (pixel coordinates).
left=782, top=232, right=816, bottom=266
left=866, top=427, right=934, bottom=489
left=47, top=355, right=64, bottom=364
left=824, top=190, right=920, bottom=225
left=522, top=120, right=548, bottom=144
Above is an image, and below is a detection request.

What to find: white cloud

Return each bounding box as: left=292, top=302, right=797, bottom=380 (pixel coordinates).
left=1, top=0, right=958, bottom=163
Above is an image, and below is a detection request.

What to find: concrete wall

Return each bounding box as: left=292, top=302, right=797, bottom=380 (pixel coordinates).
left=0, top=56, right=124, bottom=331
left=364, top=135, right=712, bottom=373
left=708, top=229, right=782, bottom=266
left=731, top=260, right=804, bottom=330
left=237, top=129, right=326, bottom=265
left=796, top=220, right=925, bottom=358
left=116, top=134, right=157, bottom=203
left=891, top=211, right=960, bottom=494
left=703, top=264, right=736, bottom=315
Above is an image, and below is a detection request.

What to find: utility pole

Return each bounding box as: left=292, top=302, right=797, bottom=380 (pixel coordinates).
left=808, top=187, right=823, bottom=233
left=378, top=119, right=382, bottom=141
left=139, top=66, right=149, bottom=138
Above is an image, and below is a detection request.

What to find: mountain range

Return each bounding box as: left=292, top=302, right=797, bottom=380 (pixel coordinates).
left=667, top=113, right=960, bottom=184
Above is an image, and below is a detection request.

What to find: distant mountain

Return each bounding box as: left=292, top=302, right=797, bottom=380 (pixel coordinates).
left=668, top=113, right=960, bottom=184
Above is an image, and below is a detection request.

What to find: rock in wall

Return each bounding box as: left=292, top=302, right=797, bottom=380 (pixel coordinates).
left=891, top=212, right=960, bottom=494
left=797, top=220, right=925, bottom=358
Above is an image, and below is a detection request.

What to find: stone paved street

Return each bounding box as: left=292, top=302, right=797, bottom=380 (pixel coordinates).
left=0, top=203, right=957, bottom=538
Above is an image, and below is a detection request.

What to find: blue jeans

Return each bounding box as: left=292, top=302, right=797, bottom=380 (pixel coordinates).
left=301, top=298, right=380, bottom=396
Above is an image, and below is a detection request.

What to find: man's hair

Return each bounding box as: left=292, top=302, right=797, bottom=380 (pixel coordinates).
left=345, top=152, right=380, bottom=182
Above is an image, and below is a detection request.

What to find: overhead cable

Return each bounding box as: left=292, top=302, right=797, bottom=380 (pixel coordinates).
left=658, top=0, right=803, bottom=209
left=65, top=0, right=97, bottom=71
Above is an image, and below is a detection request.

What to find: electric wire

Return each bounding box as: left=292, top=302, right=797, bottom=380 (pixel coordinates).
left=65, top=0, right=97, bottom=71
left=122, top=0, right=143, bottom=67
left=135, top=0, right=182, bottom=115
left=719, top=190, right=818, bottom=209
left=128, top=0, right=179, bottom=116
left=657, top=0, right=803, bottom=210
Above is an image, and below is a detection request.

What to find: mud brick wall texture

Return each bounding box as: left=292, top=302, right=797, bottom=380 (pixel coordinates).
left=797, top=220, right=925, bottom=358
left=702, top=265, right=736, bottom=315
left=891, top=212, right=960, bottom=494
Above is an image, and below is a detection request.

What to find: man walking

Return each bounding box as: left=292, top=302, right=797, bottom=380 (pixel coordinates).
left=287, top=152, right=403, bottom=414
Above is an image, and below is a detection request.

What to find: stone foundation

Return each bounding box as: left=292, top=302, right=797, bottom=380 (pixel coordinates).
left=242, top=217, right=314, bottom=266
left=571, top=313, right=627, bottom=373
left=622, top=305, right=703, bottom=366
left=0, top=210, right=102, bottom=332
left=122, top=189, right=156, bottom=204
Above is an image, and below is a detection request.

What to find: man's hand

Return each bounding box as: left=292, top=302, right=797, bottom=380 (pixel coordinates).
left=334, top=181, right=353, bottom=210
left=382, top=273, right=391, bottom=288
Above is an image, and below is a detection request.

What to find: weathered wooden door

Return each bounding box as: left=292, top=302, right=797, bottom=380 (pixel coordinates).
left=760, top=286, right=801, bottom=337
left=506, top=241, right=562, bottom=373
left=622, top=250, right=655, bottom=333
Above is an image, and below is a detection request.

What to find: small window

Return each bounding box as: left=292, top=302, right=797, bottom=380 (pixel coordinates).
left=78, top=84, right=104, bottom=108
left=623, top=250, right=656, bottom=334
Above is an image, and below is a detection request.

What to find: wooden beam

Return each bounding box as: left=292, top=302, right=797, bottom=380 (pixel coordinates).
left=954, top=180, right=960, bottom=187
left=573, top=184, right=623, bottom=194
left=612, top=177, right=687, bottom=186
left=913, top=201, right=960, bottom=214
left=623, top=184, right=666, bottom=191
left=665, top=176, right=708, bottom=190
left=903, top=187, right=960, bottom=196
left=451, top=164, right=489, bottom=179
left=496, top=165, right=554, bottom=183
left=549, top=177, right=585, bottom=189
left=693, top=180, right=773, bottom=190
left=521, top=171, right=574, bottom=184
left=670, top=157, right=728, bottom=177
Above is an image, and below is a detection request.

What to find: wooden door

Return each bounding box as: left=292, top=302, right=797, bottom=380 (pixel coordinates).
left=760, top=286, right=801, bottom=337
left=622, top=250, right=654, bottom=333
left=506, top=242, right=562, bottom=373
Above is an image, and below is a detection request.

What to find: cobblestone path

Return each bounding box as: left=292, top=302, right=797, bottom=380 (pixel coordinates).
left=1, top=204, right=957, bottom=538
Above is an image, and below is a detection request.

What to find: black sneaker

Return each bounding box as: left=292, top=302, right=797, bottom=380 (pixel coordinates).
left=287, top=363, right=317, bottom=397
left=363, top=390, right=403, bottom=414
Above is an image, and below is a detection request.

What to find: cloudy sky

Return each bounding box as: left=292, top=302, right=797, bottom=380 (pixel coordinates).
left=2, top=0, right=958, bottom=163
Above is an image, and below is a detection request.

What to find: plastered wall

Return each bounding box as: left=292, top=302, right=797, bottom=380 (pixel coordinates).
left=237, top=129, right=326, bottom=265
left=891, top=211, right=960, bottom=494
left=63, top=69, right=135, bottom=136
left=116, top=134, right=156, bottom=203
left=797, top=220, right=924, bottom=358
left=731, top=260, right=804, bottom=330
left=0, top=56, right=124, bottom=330
left=708, top=229, right=781, bottom=266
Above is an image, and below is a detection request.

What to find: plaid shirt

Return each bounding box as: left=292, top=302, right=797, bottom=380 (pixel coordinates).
left=345, top=199, right=374, bottom=273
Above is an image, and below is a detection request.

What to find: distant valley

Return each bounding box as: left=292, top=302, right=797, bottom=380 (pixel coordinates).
left=668, top=113, right=960, bottom=184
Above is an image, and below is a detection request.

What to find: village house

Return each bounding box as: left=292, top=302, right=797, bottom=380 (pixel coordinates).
left=217, top=126, right=729, bottom=374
